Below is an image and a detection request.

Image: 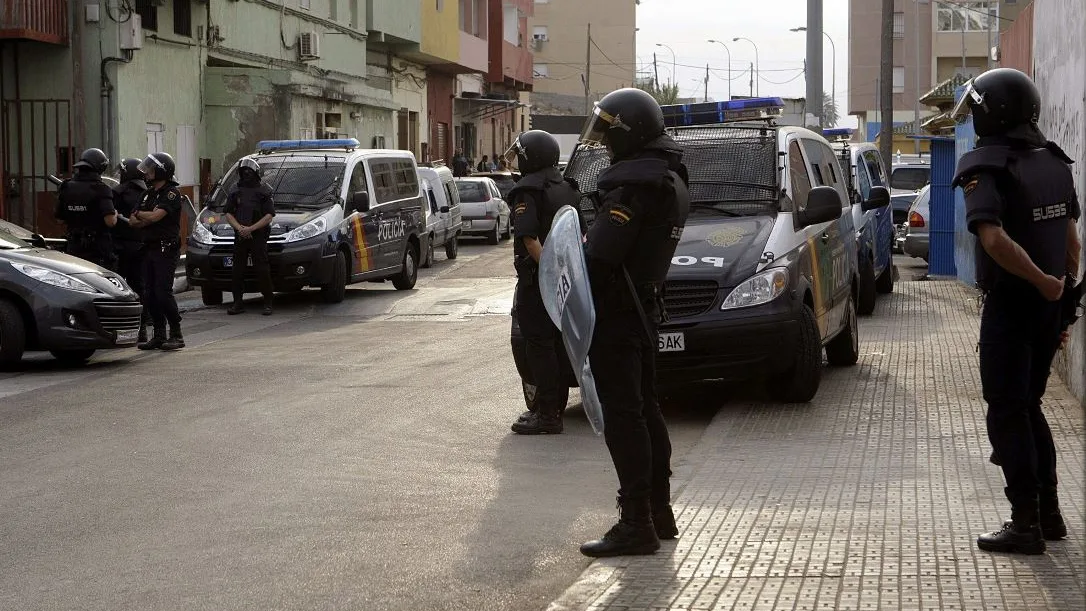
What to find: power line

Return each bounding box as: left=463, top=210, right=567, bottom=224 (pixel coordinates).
left=590, top=38, right=625, bottom=72
left=932, top=0, right=1015, bottom=23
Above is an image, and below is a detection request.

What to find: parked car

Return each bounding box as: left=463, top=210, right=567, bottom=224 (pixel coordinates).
left=891, top=190, right=920, bottom=253
left=454, top=177, right=511, bottom=245
left=890, top=161, right=930, bottom=192
left=0, top=222, right=143, bottom=367
left=904, top=184, right=931, bottom=262
left=470, top=170, right=520, bottom=200
left=186, top=139, right=425, bottom=306
left=417, top=165, right=463, bottom=267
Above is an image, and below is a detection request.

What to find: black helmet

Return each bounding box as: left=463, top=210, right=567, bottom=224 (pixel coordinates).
left=503, top=130, right=560, bottom=174
left=950, top=68, right=1041, bottom=138
left=138, top=152, right=176, bottom=182
left=73, top=148, right=109, bottom=173
left=579, top=88, right=665, bottom=159
left=117, top=158, right=143, bottom=182
left=237, top=158, right=262, bottom=180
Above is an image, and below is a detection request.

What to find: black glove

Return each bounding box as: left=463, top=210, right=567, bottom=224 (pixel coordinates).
left=1060, top=278, right=1084, bottom=332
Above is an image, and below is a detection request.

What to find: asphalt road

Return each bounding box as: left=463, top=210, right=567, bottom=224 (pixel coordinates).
left=0, top=239, right=718, bottom=611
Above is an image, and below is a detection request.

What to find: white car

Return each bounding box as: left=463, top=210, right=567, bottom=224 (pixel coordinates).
left=417, top=165, right=464, bottom=267
left=454, top=177, right=511, bottom=245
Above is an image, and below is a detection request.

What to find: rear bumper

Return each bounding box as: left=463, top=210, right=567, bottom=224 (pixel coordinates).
left=185, top=238, right=336, bottom=291
left=904, top=233, right=929, bottom=259
left=462, top=218, right=498, bottom=235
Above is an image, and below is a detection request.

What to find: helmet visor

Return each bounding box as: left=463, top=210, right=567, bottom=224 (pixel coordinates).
left=502, top=137, right=524, bottom=169
left=579, top=104, right=620, bottom=148
left=239, top=158, right=261, bottom=175
left=950, top=81, right=986, bottom=124
left=137, top=154, right=165, bottom=177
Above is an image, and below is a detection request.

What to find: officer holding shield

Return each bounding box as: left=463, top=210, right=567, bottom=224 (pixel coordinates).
left=951, top=68, right=1082, bottom=554
left=576, top=88, right=690, bottom=557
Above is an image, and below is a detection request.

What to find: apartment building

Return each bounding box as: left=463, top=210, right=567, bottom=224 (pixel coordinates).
left=848, top=0, right=1026, bottom=141
left=529, top=0, right=636, bottom=115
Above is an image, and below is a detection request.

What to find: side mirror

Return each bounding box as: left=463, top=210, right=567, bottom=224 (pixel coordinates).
left=350, top=191, right=370, bottom=212
left=796, top=186, right=843, bottom=228
left=439, top=205, right=450, bottom=213
left=861, top=185, right=891, bottom=211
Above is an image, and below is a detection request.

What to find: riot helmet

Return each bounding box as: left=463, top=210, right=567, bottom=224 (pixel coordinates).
left=117, top=158, right=144, bottom=183
left=950, top=68, right=1041, bottom=138
left=73, top=148, right=110, bottom=174
left=238, top=158, right=262, bottom=182
left=579, top=88, right=665, bottom=159
left=503, top=130, right=561, bottom=174
left=138, top=152, right=176, bottom=182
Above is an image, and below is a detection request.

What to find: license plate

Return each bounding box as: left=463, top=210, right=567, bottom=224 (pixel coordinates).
left=222, top=256, right=253, bottom=268
left=658, top=332, right=685, bottom=352
left=116, top=329, right=139, bottom=345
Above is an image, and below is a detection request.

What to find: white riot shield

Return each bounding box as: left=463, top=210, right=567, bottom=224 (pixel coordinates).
left=538, top=205, right=604, bottom=436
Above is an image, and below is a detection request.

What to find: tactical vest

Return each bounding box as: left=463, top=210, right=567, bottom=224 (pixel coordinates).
left=58, top=174, right=113, bottom=234
left=509, top=168, right=580, bottom=261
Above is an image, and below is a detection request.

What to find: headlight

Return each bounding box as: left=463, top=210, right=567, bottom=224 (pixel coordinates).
left=285, top=217, right=327, bottom=243
left=721, top=268, right=788, bottom=310
left=191, top=222, right=214, bottom=245
left=12, top=263, right=101, bottom=294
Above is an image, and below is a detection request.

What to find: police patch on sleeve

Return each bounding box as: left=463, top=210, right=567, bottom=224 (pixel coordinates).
left=514, top=202, right=528, bottom=216
left=608, top=204, right=634, bottom=226
left=962, top=176, right=979, bottom=196
left=167, top=191, right=177, bottom=200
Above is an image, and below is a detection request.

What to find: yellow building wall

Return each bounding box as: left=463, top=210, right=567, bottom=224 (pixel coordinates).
left=421, top=0, right=460, bottom=63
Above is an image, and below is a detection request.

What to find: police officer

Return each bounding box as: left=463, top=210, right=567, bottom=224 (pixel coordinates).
left=505, top=130, right=582, bottom=435
left=112, top=158, right=151, bottom=341
left=55, top=148, right=118, bottom=269
left=951, top=67, right=1082, bottom=555
left=225, top=158, right=276, bottom=316
left=575, top=88, right=690, bottom=557
left=130, top=152, right=186, bottom=352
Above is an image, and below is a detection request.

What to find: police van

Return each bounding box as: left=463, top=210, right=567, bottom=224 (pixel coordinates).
left=417, top=164, right=464, bottom=267
left=186, top=139, right=425, bottom=305
left=825, top=128, right=895, bottom=314
left=563, top=98, right=890, bottom=402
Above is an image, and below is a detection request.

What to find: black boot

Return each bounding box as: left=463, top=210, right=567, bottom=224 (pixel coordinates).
left=581, top=497, right=660, bottom=558
left=137, top=325, right=148, bottom=344
left=511, top=410, right=562, bottom=434
left=978, top=503, right=1045, bottom=555
left=262, top=297, right=273, bottom=316
left=228, top=296, right=245, bottom=315
left=652, top=505, right=679, bottom=540
left=161, top=327, right=185, bottom=351
left=138, top=331, right=165, bottom=350
left=1040, top=488, right=1067, bottom=540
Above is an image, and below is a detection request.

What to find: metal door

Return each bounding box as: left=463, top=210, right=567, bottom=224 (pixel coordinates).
left=0, top=99, right=75, bottom=235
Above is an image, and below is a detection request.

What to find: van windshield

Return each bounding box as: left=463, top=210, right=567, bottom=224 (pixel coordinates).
left=208, top=160, right=346, bottom=211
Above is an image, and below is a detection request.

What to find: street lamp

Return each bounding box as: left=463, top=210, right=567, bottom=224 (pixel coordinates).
left=707, top=39, right=732, bottom=100
left=655, top=43, right=676, bottom=87
left=791, top=26, right=836, bottom=118
left=732, top=37, right=759, bottom=96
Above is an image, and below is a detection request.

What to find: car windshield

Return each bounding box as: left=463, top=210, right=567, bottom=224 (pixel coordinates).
left=208, top=159, right=346, bottom=211
left=891, top=166, right=930, bottom=191
left=0, top=225, right=31, bottom=250
left=456, top=181, right=491, bottom=203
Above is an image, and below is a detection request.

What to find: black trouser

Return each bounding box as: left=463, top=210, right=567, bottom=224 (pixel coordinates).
left=515, top=280, right=567, bottom=415
left=142, top=241, right=181, bottom=333
left=232, top=235, right=274, bottom=302
left=116, top=240, right=151, bottom=329
left=589, top=310, right=672, bottom=506
left=979, top=288, right=1061, bottom=512
left=67, top=232, right=116, bottom=271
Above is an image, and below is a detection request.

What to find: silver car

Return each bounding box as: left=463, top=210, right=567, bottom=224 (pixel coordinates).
left=454, top=177, right=511, bottom=245
left=904, top=184, right=930, bottom=262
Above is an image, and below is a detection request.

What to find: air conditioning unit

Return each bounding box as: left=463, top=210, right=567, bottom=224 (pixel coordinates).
left=532, top=33, right=548, bottom=42
left=299, top=32, right=321, bottom=60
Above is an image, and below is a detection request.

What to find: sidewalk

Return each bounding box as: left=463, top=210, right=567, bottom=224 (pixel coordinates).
left=550, top=281, right=1085, bottom=611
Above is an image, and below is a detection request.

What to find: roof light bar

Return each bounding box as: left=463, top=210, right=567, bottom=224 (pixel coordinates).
left=662, top=97, right=786, bottom=127
left=256, top=138, right=360, bottom=153
left=822, top=128, right=853, bottom=141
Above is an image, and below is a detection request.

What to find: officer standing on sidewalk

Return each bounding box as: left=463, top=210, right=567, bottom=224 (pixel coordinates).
left=112, top=158, right=151, bottom=341
left=130, top=152, right=185, bottom=351
left=55, top=148, right=118, bottom=269
left=951, top=67, right=1082, bottom=555
left=575, top=88, right=690, bottom=557
left=225, top=158, right=276, bottom=316
left=506, top=130, right=581, bottom=435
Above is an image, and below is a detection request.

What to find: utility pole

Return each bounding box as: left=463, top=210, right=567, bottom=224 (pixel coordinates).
left=805, top=0, right=824, bottom=128
left=749, top=62, right=754, bottom=97
left=880, top=0, right=894, bottom=173
left=584, top=23, right=592, bottom=114
left=705, top=64, right=709, bottom=101
left=653, top=53, right=660, bottom=89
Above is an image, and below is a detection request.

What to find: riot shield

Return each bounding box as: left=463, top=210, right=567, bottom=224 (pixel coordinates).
left=538, top=205, right=604, bottom=436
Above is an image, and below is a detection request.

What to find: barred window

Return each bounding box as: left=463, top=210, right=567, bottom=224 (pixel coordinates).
left=134, top=0, right=158, bottom=31
left=174, top=0, right=192, bottom=37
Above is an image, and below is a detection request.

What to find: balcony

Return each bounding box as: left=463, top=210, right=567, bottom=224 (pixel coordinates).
left=1, top=0, right=69, bottom=45
left=488, top=40, right=532, bottom=89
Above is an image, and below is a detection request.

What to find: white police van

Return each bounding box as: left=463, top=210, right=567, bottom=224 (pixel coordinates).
left=417, top=164, right=464, bottom=267
left=186, top=139, right=425, bottom=304
left=565, top=98, right=887, bottom=402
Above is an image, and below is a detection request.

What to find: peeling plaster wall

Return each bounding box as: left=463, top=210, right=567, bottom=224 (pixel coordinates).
left=1034, top=0, right=1086, bottom=404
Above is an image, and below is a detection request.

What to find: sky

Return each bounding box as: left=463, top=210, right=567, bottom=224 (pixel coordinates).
left=634, top=0, right=856, bottom=127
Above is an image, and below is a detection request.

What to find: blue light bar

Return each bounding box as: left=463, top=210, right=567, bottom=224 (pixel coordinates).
left=662, top=97, right=786, bottom=127
left=822, top=128, right=853, bottom=141
left=256, top=138, right=360, bottom=153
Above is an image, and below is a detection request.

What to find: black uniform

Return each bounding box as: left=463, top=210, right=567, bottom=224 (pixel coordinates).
left=511, top=167, right=582, bottom=421
left=584, top=135, right=690, bottom=513
left=55, top=171, right=117, bottom=269
left=224, top=179, right=276, bottom=304
left=138, top=182, right=184, bottom=335
left=954, top=136, right=1081, bottom=520
left=112, top=178, right=148, bottom=297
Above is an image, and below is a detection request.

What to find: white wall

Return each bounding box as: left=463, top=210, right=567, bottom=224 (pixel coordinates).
left=1034, top=0, right=1086, bottom=404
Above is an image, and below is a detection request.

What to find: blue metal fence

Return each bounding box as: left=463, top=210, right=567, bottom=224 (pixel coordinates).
left=928, top=137, right=957, bottom=277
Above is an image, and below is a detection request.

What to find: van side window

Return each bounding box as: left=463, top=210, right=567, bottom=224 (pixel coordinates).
left=348, top=161, right=368, bottom=195
left=370, top=160, right=395, bottom=204
left=394, top=160, right=420, bottom=198
left=863, top=151, right=886, bottom=186
left=443, top=182, right=459, bottom=207
left=427, top=188, right=439, bottom=215
left=788, top=140, right=813, bottom=210
left=856, top=157, right=873, bottom=201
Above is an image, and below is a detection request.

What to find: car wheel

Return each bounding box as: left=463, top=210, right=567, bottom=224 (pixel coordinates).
left=421, top=234, right=435, bottom=269
left=875, top=248, right=895, bottom=294
left=321, top=250, right=348, bottom=304
left=0, top=298, right=27, bottom=368
left=826, top=293, right=860, bottom=366
left=502, top=217, right=512, bottom=240
left=768, top=303, right=821, bottom=403
left=445, top=236, right=459, bottom=260
left=50, top=349, right=96, bottom=364
left=201, top=286, right=224, bottom=306
left=857, top=257, right=877, bottom=316
left=487, top=222, right=500, bottom=245
left=392, top=243, right=419, bottom=290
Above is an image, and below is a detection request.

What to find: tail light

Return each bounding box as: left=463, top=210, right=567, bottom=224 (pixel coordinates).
left=909, top=211, right=925, bottom=228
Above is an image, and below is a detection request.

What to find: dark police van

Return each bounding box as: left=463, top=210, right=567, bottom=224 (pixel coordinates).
left=513, top=98, right=889, bottom=405
left=186, top=139, right=425, bottom=304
